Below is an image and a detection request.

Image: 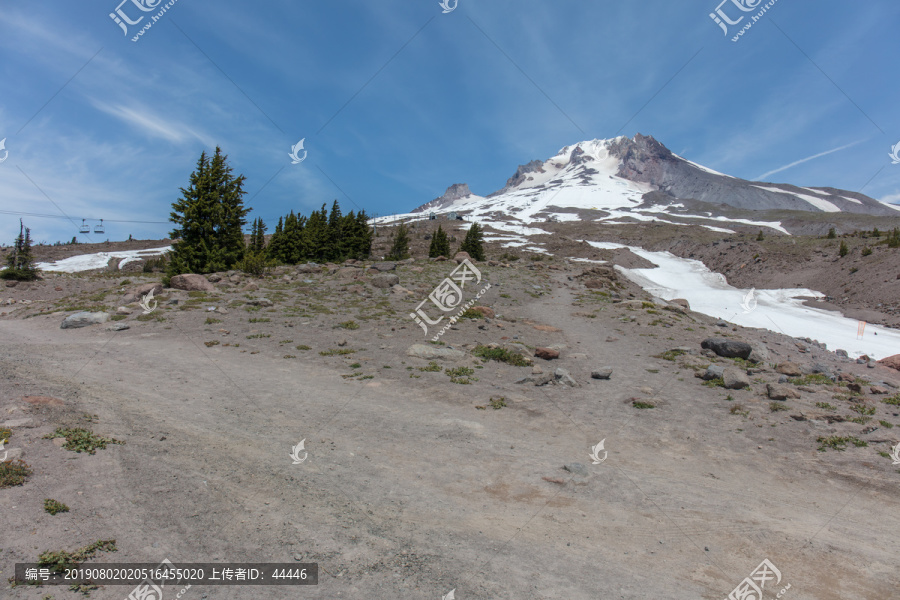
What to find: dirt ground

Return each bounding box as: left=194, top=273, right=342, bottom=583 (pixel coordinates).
left=2, top=248, right=900, bottom=599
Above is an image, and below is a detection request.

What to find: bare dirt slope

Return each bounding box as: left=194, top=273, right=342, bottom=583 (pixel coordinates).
left=2, top=259, right=900, bottom=599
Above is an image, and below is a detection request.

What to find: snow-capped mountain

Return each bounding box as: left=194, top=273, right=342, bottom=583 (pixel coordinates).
left=410, top=134, right=900, bottom=235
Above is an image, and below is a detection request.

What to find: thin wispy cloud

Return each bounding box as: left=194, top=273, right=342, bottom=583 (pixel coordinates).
left=755, top=140, right=866, bottom=181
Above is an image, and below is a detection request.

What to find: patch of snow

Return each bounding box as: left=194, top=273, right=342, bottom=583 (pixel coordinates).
left=674, top=155, right=736, bottom=178
left=581, top=241, right=900, bottom=359
left=752, top=185, right=841, bottom=212
left=37, top=246, right=172, bottom=273
left=840, top=196, right=862, bottom=205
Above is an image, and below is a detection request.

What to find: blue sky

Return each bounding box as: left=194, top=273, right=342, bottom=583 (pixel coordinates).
left=1, top=0, right=898, bottom=244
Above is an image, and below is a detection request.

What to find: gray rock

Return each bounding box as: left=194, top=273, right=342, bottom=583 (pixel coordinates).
left=372, top=262, right=397, bottom=272
left=215, top=307, right=229, bottom=315
left=716, top=320, right=729, bottom=328
left=748, top=342, right=769, bottom=363
left=722, top=367, right=750, bottom=390
left=531, top=365, right=544, bottom=375
left=2, top=418, right=35, bottom=428
left=810, top=363, right=834, bottom=379
left=246, top=298, right=274, bottom=307
left=406, top=344, right=465, bottom=361
left=554, top=368, right=578, bottom=387
left=296, top=263, right=321, bottom=274
left=207, top=274, right=222, bottom=283
left=701, top=338, right=752, bottom=359
left=371, top=274, right=400, bottom=289
left=591, top=368, right=613, bottom=380
left=116, top=306, right=132, bottom=315
left=778, top=375, right=788, bottom=384
left=835, top=349, right=849, bottom=358
left=3, top=447, right=24, bottom=461
left=533, top=373, right=555, bottom=386
left=563, top=463, right=590, bottom=477
left=767, top=384, right=800, bottom=400
left=107, top=323, right=130, bottom=331
left=701, top=365, right=726, bottom=381
left=170, top=273, right=216, bottom=292
left=61, top=311, right=109, bottom=329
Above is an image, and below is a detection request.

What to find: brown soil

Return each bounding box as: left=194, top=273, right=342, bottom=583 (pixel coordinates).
left=2, top=250, right=899, bottom=599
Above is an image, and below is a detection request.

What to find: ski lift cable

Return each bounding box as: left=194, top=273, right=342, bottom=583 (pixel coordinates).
left=0, top=209, right=168, bottom=224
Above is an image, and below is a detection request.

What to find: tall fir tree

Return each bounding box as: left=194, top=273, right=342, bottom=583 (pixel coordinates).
left=304, top=204, right=329, bottom=262
left=1, top=219, right=39, bottom=281
left=168, top=147, right=249, bottom=275
left=267, top=216, right=286, bottom=262
left=428, top=225, right=451, bottom=258
left=386, top=222, right=411, bottom=260
left=459, top=222, right=485, bottom=261
left=326, top=200, right=344, bottom=261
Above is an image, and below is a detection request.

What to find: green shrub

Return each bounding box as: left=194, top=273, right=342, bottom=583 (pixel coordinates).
left=418, top=361, right=442, bottom=372
left=319, top=348, right=355, bottom=356
left=816, top=436, right=867, bottom=452
left=38, top=540, right=117, bottom=574
left=838, top=241, right=848, bottom=257
left=44, top=499, right=70, bottom=515
left=489, top=397, right=507, bottom=410
left=861, top=246, right=873, bottom=257
left=336, top=320, right=359, bottom=330
left=446, top=366, right=477, bottom=384
left=471, top=345, right=530, bottom=366
left=769, top=402, right=789, bottom=412
left=45, top=428, right=124, bottom=455
left=633, top=401, right=656, bottom=409
left=0, top=460, right=32, bottom=488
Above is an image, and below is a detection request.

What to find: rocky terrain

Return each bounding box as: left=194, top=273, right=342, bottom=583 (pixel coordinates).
left=2, top=229, right=900, bottom=599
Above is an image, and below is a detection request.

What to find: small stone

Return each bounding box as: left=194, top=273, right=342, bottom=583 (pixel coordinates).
left=52, top=437, right=67, bottom=447
left=554, top=368, right=578, bottom=387
left=702, top=365, right=725, bottom=381
left=531, top=366, right=544, bottom=375
left=4, top=447, right=24, bottom=460
left=563, top=463, right=590, bottom=477
left=337, top=339, right=348, bottom=347
left=775, top=362, right=802, bottom=376
left=591, top=368, right=613, bottom=380
left=722, top=368, right=750, bottom=390
left=107, top=323, right=130, bottom=331
left=2, top=418, right=35, bottom=428
left=242, top=283, right=259, bottom=292
left=535, top=347, right=560, bottom=360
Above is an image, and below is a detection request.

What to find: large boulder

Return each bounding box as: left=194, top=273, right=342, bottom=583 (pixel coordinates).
left=123, top=282, right=163, bottom=304
left=701, top=365, right=726, bottom=381
left=371, top=274, right=400, bottom=289
left=767, top=384, right=800, bottom=400
left=775, top=362, right=802, bottom=376
left=406, top=344, right=465, bottom=361
left=748, top=342, right=769, bottom=363
left=296, top=263, right=321, bottom=274
left=722, top=368, right=750, bottom=389
left=170, top=274, right=216, bottom=292
left=877, top=354, right=900, bottom=371
left=535, top=347, right=560, bottom=360
left=372, top=262, right=397, bottom=272
left=701, top=338, right=753, bottom=359
left=453, top=251, right=472, bottom=264
left=61, top=312, right=109, bottom=329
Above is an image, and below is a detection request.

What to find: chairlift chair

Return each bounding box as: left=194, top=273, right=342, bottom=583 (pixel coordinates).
left=79, top=219, right=90, bottom=234
left=93, top=219, right=105, bottom=234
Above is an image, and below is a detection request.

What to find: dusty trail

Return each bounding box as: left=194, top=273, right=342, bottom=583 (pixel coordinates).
left=2, top=275, right=899, bottom=599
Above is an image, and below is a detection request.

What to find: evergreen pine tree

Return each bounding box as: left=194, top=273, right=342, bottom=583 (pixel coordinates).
left=756, top=230, right=764, bottom=241
left=459, top=222, right=485, bottom=261
left=428, top=225, right=451, bottom=258
left=827, top=227, right=837, bottom=239
left=304, top=204, right=329, bottom=262
left=350, top=210, right=373, bottom=260
left=267, top=216, right=286, bottom=263
left=326, top=200, right=344, bottom=261
left=168, top=147, right=249, bottom=275
left=887, top=227, right=900, bottom=249
left=838, top=240, right=849, bottom=257
left=1, top=219, right=39, bottom=281
left=386, top=222, right=411, bottom=260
